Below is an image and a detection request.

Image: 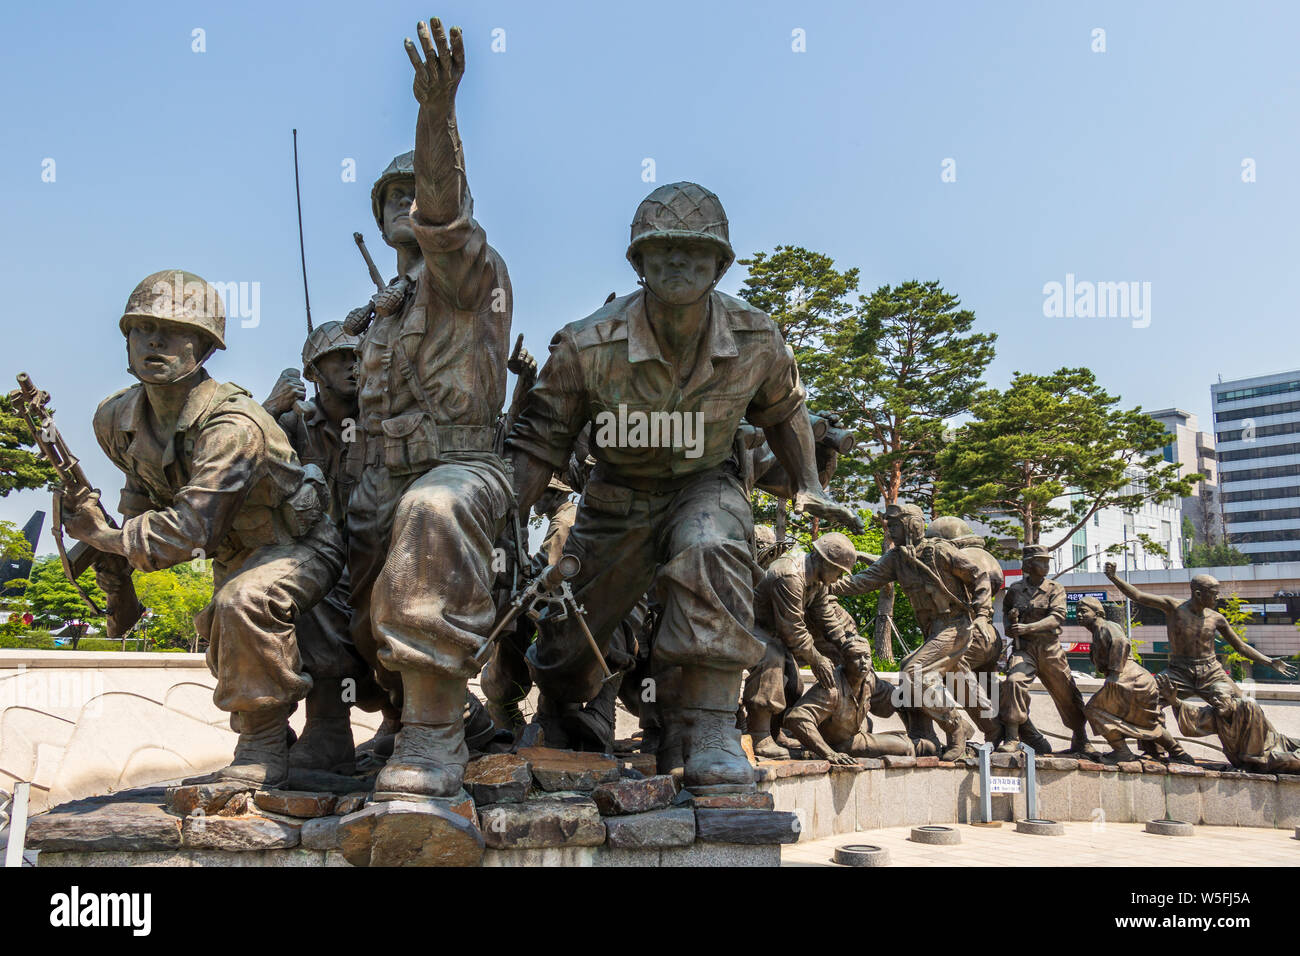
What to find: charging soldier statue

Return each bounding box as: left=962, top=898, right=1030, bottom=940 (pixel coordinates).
left=832, top=503, right=989, bottom=761
left=60, top=270, right=345, bottom=787
left=507, top=181, right=862, bottom=793
left=343, top=19, right=513, bottom=802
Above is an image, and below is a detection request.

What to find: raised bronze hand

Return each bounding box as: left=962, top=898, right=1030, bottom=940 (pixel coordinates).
left=404, top=17, right=464, bottom=115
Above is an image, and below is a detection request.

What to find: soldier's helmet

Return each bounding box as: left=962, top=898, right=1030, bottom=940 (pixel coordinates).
left=301, top=321, right=360, bottom=369
left=120, top=269, right=226, bottom=351
left=812, top=532, right=858, bottom=574
left=626, top=182, right=735, bottom=276
left=371, top=151, right=416, bottom=231
left=925, top=516, right=982, bottom=548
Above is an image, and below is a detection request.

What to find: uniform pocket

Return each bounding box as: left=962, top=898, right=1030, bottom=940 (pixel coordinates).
left=380, top=412, right=437, bottom=474
left=581, top=479, right=633, bottom=516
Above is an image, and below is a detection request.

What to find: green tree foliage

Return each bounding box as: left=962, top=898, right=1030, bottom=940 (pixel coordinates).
left=0, top=394, right=58, bottom=496
left=1219, top=592, right=1254, bottom=681
left=1185, top=541, right=1252, bottom=568
left=735, top=246, right=859, bottom=370
left=818, top=280, right=996, bottom=509
left=0, top=518, right=34, bottom=567
left=23, top=555, right=105, bottom=645
left=935, top=367, right=1197, bottom=550
left=133, top=563, right=214, bottom=649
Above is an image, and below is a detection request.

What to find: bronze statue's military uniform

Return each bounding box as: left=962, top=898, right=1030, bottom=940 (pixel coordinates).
left=278, top=397, right=367, bottom=691
left=999, top=574, right=1087, bottom=733
left=94, top=370, right=344, bottom=714
left=507, top=288, right=804, bottom=703
left=744, top=548, right=853, bottom=724
left=833, top=533, right=989, bottom=748
left=345, top=187, right=513, bottom=694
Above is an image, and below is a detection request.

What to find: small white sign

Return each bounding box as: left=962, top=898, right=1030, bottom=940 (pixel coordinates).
left=989, top=776, right=1022, bottom=794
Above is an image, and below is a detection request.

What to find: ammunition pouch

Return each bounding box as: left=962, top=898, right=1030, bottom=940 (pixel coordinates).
left=373, top=415, right=499, bottom=476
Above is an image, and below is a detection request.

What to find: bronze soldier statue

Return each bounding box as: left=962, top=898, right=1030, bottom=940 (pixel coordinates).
left=922, top=516, right=1003, bottom=743
left=1076, top=596, right=1192, bottom=763
left=832, top=503, right=988, bottom=761
left=999, top=545, right=1098, bottom=756
left=260, top=323, right=390, bottom=773
left=507, top=181, right=862, bottom=793
left=60, top=270, right=345, bottom=787
left=1104, top=563, right=1296, bottom=706
left=343, top=19, right=514, bottom=802
left=743, top=532, right=860, bottom=759
left=784, top=637, right=930, bottom=763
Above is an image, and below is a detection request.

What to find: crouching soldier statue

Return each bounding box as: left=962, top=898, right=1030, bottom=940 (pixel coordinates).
left=60, top=270, right=345, bottom=788
left=507, top=181, right=862, bottom=793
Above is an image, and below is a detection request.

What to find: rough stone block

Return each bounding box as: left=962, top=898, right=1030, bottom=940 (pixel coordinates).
left=465, top=753, right=533, bottom=804
left=591, top=774, right=676, bottom=816
left=165, top=781, right=250, bottom=817
left=694, top=808, right=801, bottom=845
left=757, top=759, right=831, bottom=778
left=620, top=753, right=658, bottom=777
left=337, top=800, right=484, bottom=866
left=883, top=755, right=917, bottom=769
left=990, top=752, right=1025, bottom=769
left=335, top=792, right=368, bottom=816
left=252, top=790, right=338, bottom=819
left=27, top=802, right=182, bottom=852
left=300, top=816, right=342, bottom=850
left=478, top=795, right=606, bottom=849
left=517, top=747, right=620, bottom=791
left=603, top=807, right=696, bottom=848
left=182, top=814, right=301, bottom=851
left=679, top=789, right=775, bottom=810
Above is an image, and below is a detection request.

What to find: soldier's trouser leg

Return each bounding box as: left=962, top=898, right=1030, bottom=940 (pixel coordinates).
left=368, top=460, right=512, bottom=800
left=480, top=617, right=534, bottom=729
left=743, top=630, right=793, bottom=758
left=1031, top=638, right=1089, bottom=736
left=1159, top=658, right=1241, bottom=709
left=291, top=565, right=376, bottom=773
left=898, top=620, right=971, bottom=752
left=847, top=730, right=917, bottom=758
left=958, top=620, right=1002, bottom=739
left=529, top=471, right=761, bottom=788
left=655, top=474, right=763, bottom=790
left=999, top=645, right=1038, bottom=727
left=346, top=465, right=413, bottom=708
left=199, top=518, right=345, bottom=786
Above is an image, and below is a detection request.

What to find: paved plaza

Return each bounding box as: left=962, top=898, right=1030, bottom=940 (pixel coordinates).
left=782, top=822, right=1300, bottom=867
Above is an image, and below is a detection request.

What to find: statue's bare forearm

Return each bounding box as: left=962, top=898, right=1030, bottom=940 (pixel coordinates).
left=405, top=18, right=468, bottom=224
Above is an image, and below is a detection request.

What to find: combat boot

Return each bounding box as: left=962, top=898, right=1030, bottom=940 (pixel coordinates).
left=1068, top=727, right=1101, bottom=759
left=289, top=678, right=357, bottom=774
left=562, top=677, right=619, bottom=753
left=217, top=705, right=293, bottom=788
left=680, top=668, right=755, bottom=792
left=940, top=718, right=971, bottom=762
left=997, top=722, right=1021, bottom=754
left=1020, top=718, right=1054, bottom=755
left=373, top=673, right=469, bottom=801
left=1165, top=741, right=1196, bottom=764
left=746, top=706, right=791, bottom=760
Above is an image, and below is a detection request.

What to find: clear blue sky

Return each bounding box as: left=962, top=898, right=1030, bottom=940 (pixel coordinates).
left=3, top=0, right=1298, bottom=546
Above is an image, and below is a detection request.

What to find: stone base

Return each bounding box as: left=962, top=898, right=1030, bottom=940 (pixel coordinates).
left=910, top=825, right=961, bottom=845
left=1145, top=819, right=1195, bottom=837
left=1015, top=819, right=1065, bottom=836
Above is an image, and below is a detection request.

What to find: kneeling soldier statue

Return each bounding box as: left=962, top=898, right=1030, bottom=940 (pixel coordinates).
left=60, top=270, right=345, bottom=787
